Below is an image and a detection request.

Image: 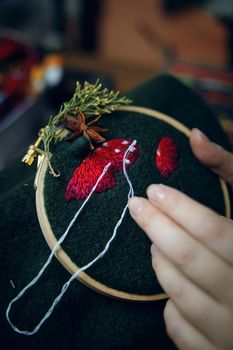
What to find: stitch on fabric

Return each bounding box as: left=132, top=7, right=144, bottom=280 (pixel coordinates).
left=155, top=136, right=179, bottom=178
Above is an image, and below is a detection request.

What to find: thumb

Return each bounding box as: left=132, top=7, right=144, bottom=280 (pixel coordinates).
left=190, top=128, right=233, bottom=187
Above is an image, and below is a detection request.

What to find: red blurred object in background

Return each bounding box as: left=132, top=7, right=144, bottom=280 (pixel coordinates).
left=0, top=36, right=37, bottom=121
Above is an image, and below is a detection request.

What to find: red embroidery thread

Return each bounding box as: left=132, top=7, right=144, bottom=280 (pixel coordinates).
left=65, top=139, right=139, bottom=201
left=155, top=137, right=179, bottom=178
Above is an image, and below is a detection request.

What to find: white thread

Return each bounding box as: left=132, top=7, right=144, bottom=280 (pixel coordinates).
left=6, top=162, right=111, bottom=335
left=6, top=141, right=137, bottom=336
left=123, top=140, right=137, bottom=199
left=49, top=169, right=61, bottom=177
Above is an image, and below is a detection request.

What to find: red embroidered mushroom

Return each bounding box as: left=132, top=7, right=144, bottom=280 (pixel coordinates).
left=65, top=139, right=139, bottom=201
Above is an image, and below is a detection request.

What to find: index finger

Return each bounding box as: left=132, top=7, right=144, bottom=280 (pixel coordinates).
left=147, top=184, right=233, bottom=265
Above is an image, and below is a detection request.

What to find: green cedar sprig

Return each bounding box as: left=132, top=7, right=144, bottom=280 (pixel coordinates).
left=41, top=80, right=132, bottom=155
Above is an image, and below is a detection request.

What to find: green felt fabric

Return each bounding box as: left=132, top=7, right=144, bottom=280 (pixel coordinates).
left=0, top=74, right=232, bottom=350
left=45, top=113, right=226, bottom=296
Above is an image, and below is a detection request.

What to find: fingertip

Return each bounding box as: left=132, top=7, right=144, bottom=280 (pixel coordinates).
left=147, top=184, right=165, bottom=204
left=189, top=129, right=207, bottom=159
left=128, top=196, right=144, bottom=217
left=191, top=128, right=209, bottom=143
left=189, top=128, right=222, bottom=167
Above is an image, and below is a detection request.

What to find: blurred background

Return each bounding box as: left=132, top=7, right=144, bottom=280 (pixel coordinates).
left=0, top=0, right=233, bottom=171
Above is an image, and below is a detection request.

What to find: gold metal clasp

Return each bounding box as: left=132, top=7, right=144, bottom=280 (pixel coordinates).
left=22, top=127, right=48, bottom=190
left=22, top=126, right=62, bottom=189
left=22, top=128, right=46, bottom=166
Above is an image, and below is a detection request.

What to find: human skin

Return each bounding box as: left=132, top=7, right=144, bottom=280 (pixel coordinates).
left=128, top=128, right=233, bottom=350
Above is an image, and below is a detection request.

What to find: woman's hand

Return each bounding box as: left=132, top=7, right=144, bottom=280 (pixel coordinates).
left=128, top=128, right=233, bottom=350
left=190, top=128, right=233, bottom=186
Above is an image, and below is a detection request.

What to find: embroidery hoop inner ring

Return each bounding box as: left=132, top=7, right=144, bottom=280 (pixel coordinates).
left=36, top=106, right=231, bottom=302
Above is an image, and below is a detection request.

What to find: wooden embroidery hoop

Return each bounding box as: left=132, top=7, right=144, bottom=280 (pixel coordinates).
left=36, top=106, right=231, bottom=302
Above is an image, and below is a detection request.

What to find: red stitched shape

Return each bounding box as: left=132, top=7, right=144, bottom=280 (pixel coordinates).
left=155, top=136, right=179, bottom=178
left=65, top=139, right=139, bottom=201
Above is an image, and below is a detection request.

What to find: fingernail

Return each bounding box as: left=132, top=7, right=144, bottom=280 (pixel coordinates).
left=147, top=184, right=165, bottom=203
left=128, top=197, right=143, bottom=217
left=150, top=243, right=158, bottom=257
left=192, top=128, right=209, bottom=141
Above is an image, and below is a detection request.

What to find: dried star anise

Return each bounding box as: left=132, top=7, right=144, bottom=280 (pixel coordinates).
left=64, top=109, right=108, bottom=150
